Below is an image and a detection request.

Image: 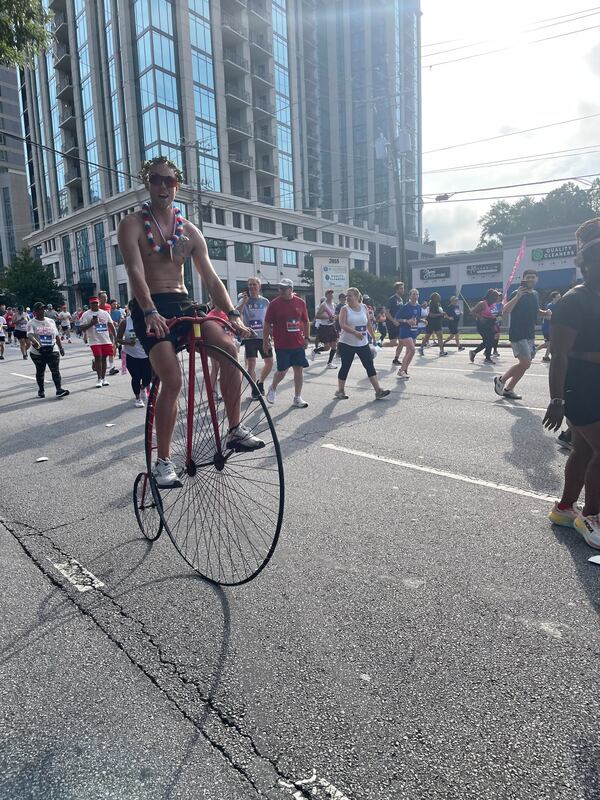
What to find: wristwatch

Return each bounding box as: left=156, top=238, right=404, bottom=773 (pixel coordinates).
left=227, top=309, right=241, bottom=319
left=549, top=398, right=565, bottom=405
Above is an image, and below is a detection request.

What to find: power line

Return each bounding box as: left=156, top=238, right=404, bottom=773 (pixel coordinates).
left=423, top=145, right=600, bottom=175
left=430, top=171, right=600, bottom=198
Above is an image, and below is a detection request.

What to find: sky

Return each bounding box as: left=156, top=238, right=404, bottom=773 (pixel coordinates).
left=419, top=0, right=600, bottom=253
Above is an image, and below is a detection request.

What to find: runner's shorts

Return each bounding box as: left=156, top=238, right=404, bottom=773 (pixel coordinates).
left=387, top=321, right=399, bottom=340
left=510, top=338, right=535, bottom=362
left=130, top=293, right=207, bottom=355
left=316, top=324, right=338, bottom=344
left=565, top=360, right=600, bottom=426
left=243, top=338, right=273, bottom=359
left=90, top=343, right=114, bottom=357
left=14, top=329, right=27, bottom=340
left=275, top=347, right=309, bottom=371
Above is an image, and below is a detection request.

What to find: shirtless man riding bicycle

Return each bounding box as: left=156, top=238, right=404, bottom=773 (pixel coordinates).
left=119, top=156, right=263, bottom=488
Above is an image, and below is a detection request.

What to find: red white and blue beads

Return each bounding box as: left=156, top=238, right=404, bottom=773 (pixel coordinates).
left=142, top=203, right=184, bottom=254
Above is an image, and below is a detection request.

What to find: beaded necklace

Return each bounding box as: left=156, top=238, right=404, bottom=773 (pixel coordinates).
left=142, top=203, right=184, bottom=260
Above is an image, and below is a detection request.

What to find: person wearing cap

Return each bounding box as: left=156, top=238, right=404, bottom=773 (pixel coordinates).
left=79, top=297, right=117, bottom=388
left=263, top=278, right=310, bottom=408
left=45, top=304, right=59, bottom=324
left=26, top=302, right=69, bottom=399
left=311, top=288, right=338, bottom=368
left=235, top=276, right=273, bottom=399
left=13, top=306, right=30, bottom=360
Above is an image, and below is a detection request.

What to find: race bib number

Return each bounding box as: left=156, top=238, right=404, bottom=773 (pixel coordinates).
left=286, top=319, right=300, bottom=332
left=355, top=325, right=367, bottom=333
left=96, top=323, right=108, bottom=333
left=249, top=319, right=263, bottom=331
left=39, top=334, right=53, bottom=346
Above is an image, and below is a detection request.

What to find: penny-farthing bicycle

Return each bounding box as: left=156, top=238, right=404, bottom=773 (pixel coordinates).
left=132, top=313, right=284, bottom=585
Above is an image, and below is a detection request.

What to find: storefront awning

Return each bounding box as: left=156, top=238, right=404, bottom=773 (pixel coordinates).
left=537, top=267, right=576, bottom=290
left=459, top=282, right=503, bottom=300
left=418, top=285, right=456, bottom=301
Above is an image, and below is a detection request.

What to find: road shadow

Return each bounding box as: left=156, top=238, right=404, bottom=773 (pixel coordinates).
left=500, top=404, right=562, bottom=494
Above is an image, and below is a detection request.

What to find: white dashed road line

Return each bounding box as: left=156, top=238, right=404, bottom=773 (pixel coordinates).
left=10, top=372, right=37, bottom=381
left=322, top=443, right=556, bottom=503
left=48, top=556, right=105, bottom=593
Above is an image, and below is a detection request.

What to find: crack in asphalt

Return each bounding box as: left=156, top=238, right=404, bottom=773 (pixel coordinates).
left=1, top=515, right=315, bottom=800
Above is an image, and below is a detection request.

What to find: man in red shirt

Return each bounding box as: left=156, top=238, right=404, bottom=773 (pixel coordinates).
left=263, top=278, right=310, bottom=408
left=98, top=289, right=119, bottom=375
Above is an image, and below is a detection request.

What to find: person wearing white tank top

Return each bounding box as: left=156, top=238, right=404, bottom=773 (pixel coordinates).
left=117, top=313, right=152, bottom=407
left=335, top=287, right=390, bottom=401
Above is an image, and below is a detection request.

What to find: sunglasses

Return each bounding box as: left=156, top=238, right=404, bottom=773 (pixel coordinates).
left=148, top=173, right=178, bottom=188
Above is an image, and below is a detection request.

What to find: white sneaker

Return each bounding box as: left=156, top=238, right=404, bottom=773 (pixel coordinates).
left=95, top=380, right=102, bottom=388
left=266, top=387, right=276, bottom=404
left=310, top=349, right=317, bottom=361
left=102, top=379, right=109, bottom=386
left=493, top=375, right=505, bottom=396
left=135, top=398, right=145, bottom=408
left=152, top=458, right=183, bottom=489
left=227, top=423, right=265, bottom=452
left=326, top=362, right=337, bottom=369
left=292, top=396, right=308, bottom=408
left=397, top=369, right=409, bottom=379
left=574, top=514, right=600, bottom=549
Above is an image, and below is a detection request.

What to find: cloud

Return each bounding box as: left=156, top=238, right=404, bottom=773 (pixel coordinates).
left=423, top=203, right=482, bottom=252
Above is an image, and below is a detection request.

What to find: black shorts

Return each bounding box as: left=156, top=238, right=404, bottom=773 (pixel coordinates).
left=243, top=338, right=272, bottom=359
left=387, top=321, right=399, bottom=339
left=14, top=329, right=27, bottom=340
left=130, top=293, right=207, bottom=355
left=447, top=323, right=459, bottom=335
left=565, top=359, right=600, bottom=427
left=426, top=319, right=442, bottom=333
left=316, top=324, right=338, bottom=344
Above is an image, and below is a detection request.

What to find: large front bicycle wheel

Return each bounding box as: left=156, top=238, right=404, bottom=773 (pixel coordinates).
left=146, top=341, right=284, bottom=586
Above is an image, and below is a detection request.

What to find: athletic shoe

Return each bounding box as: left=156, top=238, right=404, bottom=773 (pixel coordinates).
left=503, top=389, right=522, bottom=400
left=55, top=388, right=69, bottom=398
left=257, top=380, right=265, bottom=396
left=458, top=346, right=465, bottom=351
left=250, top=387, right=260, bottom=401
left=418, top=345, right=424, bottom=356
left=227, top=423, right=265, bottom=451
left=334, top=390, right=348, bottom=399
left=493, top=352, right=500, bottom=358
left=557, top=430, right=573, bottom=451
left=548, top=502, right=578, bottom=528
left=102, top=379, right=110, bottom=386
left=392, top=358, right=401, bottom=365
left=152, top=458, right=183, bottom=489
left=439, top=351, right=448, bottom=357
left=135, top=397, right=145, bottom=408
left=266, top=387, right=276, bottom=404
left=23, top=353, right=27, bottom=359
left=310, top=349, right=317, bottom=361
left=397, top=369, right=409, bottom=379
left=292, top=396, right=308, bottom=408
left=493, top=375, right=505, bottom=396
left=574, top=514, right=600, bottom=549
left=375, top=388, right=390, bottom=400
left=37, top=390, right=45, bottom=398
left=469, top=350, right=475, bottom=363
left=95, top=380, right=103, bottom=388
left=326, top=362, right=337, bottom=369
left=109, top=367, right=119, bottom=375
left=0, top=355, right=4, bottom=359
left=483, top=358, right=495, bottom=364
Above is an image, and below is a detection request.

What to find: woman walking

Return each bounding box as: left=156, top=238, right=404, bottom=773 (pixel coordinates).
left=443, top=295, right=464, bottom=350
left=395, top=288, right=423, bottom=379
left=468, top=289, right=501, bottom=364
left=418, top=292, right=447, bottom=356
left=544, top=218, right=600, bottom=546
left=117, top=311, right=152, bottom=407
left=334, top=288, right=390, bottom=401
left=13, top=306, right=30, bottom=359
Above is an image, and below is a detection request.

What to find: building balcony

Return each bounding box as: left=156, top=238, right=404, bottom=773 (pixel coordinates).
left=223, top=48, right=249, bottom=73
left=49, top=0, right=66, bottom=9
left=248, top=0, right=270, bottom=22
left=258, top=194, right=274, bottom=205
left=61, top=132, right=78, bottom=155
left=222, top=14, right=248, bottom=40
left=232, top=187, right=250, bottom=199
left=253, top=98, right=276, bottom=117
left=251, top=65, right=274, bottom=86
left=254, top=128, right=275, bottom=146
left=52, top=12, right=68, bottom=39
left=53, top=42, right=71, bottom=69
left=56, top=75, right=73, bottom=100
left=249, top=32, right=273, bottom=54
left=58, top=101, right=76, bottom=128
left=227, top=118, right=252, bottom=137
left=65, top=167, right=82, bottom=186
left=228, top=151, right=254, bottom=169
left=225, top=83, right=251, bottom=105
left=256, top=159, right=278, bottom=176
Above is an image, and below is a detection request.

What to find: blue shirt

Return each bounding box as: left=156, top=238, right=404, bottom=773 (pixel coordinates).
left=395, top=302, right=422, bottom=339
left=542, top=302, right=554, bottom=337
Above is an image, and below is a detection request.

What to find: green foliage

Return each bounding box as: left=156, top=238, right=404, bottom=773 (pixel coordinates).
left=478, top=179, right=600, bottom=247
left=298, top=261, right=314, bottom=288
left=0, top=0, right=52, bottom=67
left=348, top=269, right=395, bottom=305
left=0, top=248, right=65, bottom=307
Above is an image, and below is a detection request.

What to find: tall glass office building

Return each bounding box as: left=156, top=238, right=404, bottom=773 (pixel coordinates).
left=22, top=0, right=429, bottom=305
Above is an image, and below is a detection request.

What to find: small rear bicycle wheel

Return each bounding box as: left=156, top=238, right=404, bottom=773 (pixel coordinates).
left=133, top=471, right=163, bottom=541
left=146, top=340, right=284, bottom=586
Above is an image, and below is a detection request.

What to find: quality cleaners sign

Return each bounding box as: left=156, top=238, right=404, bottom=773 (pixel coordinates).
left=531, top=244, right=577, bottom=262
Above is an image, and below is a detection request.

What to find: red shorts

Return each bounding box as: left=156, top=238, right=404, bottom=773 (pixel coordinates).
left=90, top=343, right=114, bottom=357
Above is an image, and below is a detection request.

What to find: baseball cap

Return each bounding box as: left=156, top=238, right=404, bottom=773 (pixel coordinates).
left=279, top=278, right=294, bottom=289
left=33, top=302, right=45, bottom=311
left=89, top=296, right=99, bottom=303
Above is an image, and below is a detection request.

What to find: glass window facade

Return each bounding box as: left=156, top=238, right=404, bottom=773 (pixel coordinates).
left=75, top=2, right=102, bottom=202
left=75, top=227, right=92, bottom=282
left=260, top=246, right=276, bottom=265
left=234, top=242, right=253, bottom=263
left=2, top=187, right=16, bottom=258
left=272, top=0, right=294, bottom=209
left=94, top=221, right=109, bottom=294
left=282, top=249, right=297, bottom=267
left=45, top=49, right=68, bottom=217
left=190, top=1, right=220, bottom=191
left=207, top=237, right=227, bottom=260
left=102, top=0, right=128, bottom=193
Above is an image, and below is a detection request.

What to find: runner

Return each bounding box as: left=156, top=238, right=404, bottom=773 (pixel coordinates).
left=118, top=155, right=262, bottom=488
left=537, top=291, right=561, bottom=362
left=386, top=281, right=404, bottom=354
left=45, top=304, right=59, bottom=325
left=5, top=307, right=14, bottom=344
left=394, top=288, right=422, bottom=379
left=334, top=287, right=390, bottom=401
left=263, top=277, right=310, bottom=408
left=26, top=302, right=69, bottom=398
left=236, top=276, right=273, bottom=399
left=468, top=289, right=501, bottom=365
left=543, top=217, right=600, bottom=546
left=443, top=295, right=464, bottom=350
left=418, top=293, right=447, bottom=356
left=117, top=312, right=151, bottom=407
left=311, top=288, right=338, bottom=368
left=494, top=270, right=550, bottom=400
left=13, top=306, right=30, bottom=359
left=58, top=307, right=72, bottom=342
left=0, top=309, right=6, bottom=359
left=79, top=297, right=117, bottom=388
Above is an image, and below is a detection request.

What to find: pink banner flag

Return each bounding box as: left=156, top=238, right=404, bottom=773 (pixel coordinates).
left=502, top=237, right=526, bottom=302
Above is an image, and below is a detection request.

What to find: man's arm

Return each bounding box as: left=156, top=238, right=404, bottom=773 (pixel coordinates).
left=501, top=287, right=526, bottom=315
left=263, top=320, right=273, bottom=349
left=108, top=319, right=117, bottom=343
left=116, top=318, right=127, bottom=345
left=26, top=324, right=41, bottom=350
left=190, top=229, right=235, bottom=313
left=384, top=301, right=396, bottom=325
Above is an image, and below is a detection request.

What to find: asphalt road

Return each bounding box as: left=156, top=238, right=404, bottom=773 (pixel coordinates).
left=1, top=337, right=599, bottom=800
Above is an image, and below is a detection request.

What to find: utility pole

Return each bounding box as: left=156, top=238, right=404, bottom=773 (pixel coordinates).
left=386, top=101, right=407, bottom=287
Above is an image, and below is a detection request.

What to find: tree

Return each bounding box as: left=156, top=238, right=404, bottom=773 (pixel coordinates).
left=298, top=260, right=314, bottom=288
left=477, top=181, right=597, bottom=248
left=348, top=269, right=395, bottom=305
left=0, top=0, right=52, bottom=67
left=0, top=249, right=65, bottom=308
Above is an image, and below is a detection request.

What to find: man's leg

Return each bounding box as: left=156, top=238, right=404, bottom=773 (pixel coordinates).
left=149, top=341, right=182, bottom=461
left=292, top=365, right=304, bottom=397
left=47, top=352, right=62, bottom=390
left=201, top=321, right=241, bottom=429
left=502, top=357, right=530, bottom=391
left=271, top=369, right=288, bottom=390
left=246, top=355, right=257, bottom=382
left=260, top=355, right=274, bottom=383
left=99, top=356, right=108, bottom=380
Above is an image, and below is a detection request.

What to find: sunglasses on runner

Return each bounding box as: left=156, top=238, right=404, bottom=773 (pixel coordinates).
left=148, top=173, right=178, bottom=188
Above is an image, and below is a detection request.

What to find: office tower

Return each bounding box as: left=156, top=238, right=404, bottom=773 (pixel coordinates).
left=21, top=0, right=429, bottom=307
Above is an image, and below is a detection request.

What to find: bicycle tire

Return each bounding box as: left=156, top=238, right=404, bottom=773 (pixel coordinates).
left=133, top=471, right=163, bottom=541
left=146, top=341, right=284, bottom=585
